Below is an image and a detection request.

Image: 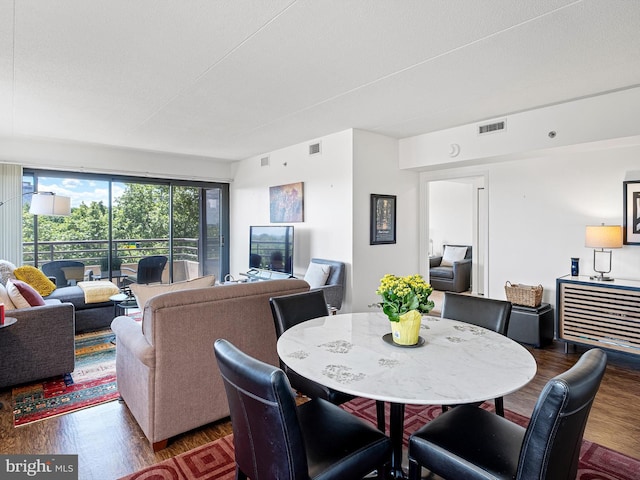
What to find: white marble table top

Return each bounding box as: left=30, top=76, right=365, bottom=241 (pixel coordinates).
left=277, top=312, right=537, bottom=405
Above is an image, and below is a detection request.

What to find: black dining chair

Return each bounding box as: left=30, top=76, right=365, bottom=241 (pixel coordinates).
left=214, top=338, right=392, bottom=480
left=441, top=292, right=512, bottom=416
left=408, top=348, right=607, bottom=480
left=270, top=290, right=387, bottom=432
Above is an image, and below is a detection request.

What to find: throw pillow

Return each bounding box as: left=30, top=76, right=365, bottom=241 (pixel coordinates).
left=130, top=275, right=217, bottom=309
left=6, top=279, right=46, bottom=308
left=440, top=246, right=468, bottom=267
left=0, top=282, right=16, bottom=310
left=13, top=265, right=57, bottom=296
left=0, top=260, right=17, bottom=286
left=303, top=262, right=331, bottom=288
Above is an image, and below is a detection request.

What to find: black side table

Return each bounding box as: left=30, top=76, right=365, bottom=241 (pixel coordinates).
left=116, top=298, right=139, bottom=317
left=507, top=303, right=554, bottom=348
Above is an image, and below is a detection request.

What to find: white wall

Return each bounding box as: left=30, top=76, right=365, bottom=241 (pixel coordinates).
left=400, top=87, right=640, bottom=170
left=229, top=129, right=353, bottom=286
left=487, top=146, right=640, bottom=303
left=428, top=180, right=473, bottom=255
left=402, top=88, right=640, bottom=307
left=352, top=129, right=420, bottom=312
left=230, top=128, right=420, bottom=313
left=417, top=144, right=640, bottom=306
left=0, top=135, right=233, bottom=182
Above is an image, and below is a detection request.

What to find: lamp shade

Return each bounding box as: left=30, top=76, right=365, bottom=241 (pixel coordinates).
left=585, top=225, right=623, bottom=249
left=29, top=193, right=71, bottom=216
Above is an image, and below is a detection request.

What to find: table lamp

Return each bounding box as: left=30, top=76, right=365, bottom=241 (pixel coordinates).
left=585, top=224, right=623, bottom=281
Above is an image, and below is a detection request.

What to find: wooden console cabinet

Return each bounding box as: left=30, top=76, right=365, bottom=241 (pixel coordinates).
left=556, top=275, right=640, bottom=356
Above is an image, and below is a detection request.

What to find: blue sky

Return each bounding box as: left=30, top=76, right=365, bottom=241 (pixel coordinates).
left=32, top=177, right=126, bottom=209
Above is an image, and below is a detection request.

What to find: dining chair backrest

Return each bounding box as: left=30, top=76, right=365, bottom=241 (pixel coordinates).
left=517, top=348, right=607, bottom=479
left=270, top=289, right=374, bottom=421
left=136, top=255, right=167, bottom=284
left=407, top=348, right=607, bottom=480
left=441, top=292, right=512, bottom=335
left=214, top=338, right=308, bottom=479
left=270, top=289, right=329, bottom=339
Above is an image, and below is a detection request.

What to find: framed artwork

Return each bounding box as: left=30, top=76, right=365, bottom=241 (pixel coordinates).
left=623, top=180, right=640, bottom=245
left=370, top=194, right=396, bottom=245
left=270, top=182, right=304, bottom=223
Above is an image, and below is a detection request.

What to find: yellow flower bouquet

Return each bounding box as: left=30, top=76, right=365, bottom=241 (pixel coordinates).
left=375, top=274, right=435, bottom=322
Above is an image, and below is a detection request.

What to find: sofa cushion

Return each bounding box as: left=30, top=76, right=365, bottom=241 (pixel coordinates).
left=0, top=282, right=16, bottom=310
left=47, top=285, right=112, bottom=310
left=0, top=260, right=17, bottom=286
left=130, top=275, right=216, bottom=309
left=429, top=266, right=455, bottom=279
left=440, top=246, right=468, bottom=267
left=14, top=265, right=57, bottom=296
left=6, top=279, right=46, bottom=307
left=304, top=262, right=331, bottom=288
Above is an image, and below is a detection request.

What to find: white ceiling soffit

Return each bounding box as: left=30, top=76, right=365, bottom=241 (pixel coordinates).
left=1, top=0, right=640, bottom=161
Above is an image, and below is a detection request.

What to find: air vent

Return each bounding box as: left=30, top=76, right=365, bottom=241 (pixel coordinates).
left=478, top=119, right=506, bottom=135
left=260, top=156, right=270, bottom=167
left=308, top=142, right=321, bottom=156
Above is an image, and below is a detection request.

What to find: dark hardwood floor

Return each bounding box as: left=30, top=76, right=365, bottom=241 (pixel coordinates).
left=1, top=341, right=639, bottom=479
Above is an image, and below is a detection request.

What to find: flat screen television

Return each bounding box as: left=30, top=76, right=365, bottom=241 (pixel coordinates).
left=249, top=225, right=294, bottom=276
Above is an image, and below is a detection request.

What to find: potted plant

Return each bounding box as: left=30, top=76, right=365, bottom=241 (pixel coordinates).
left=100, top=256, right=123, bottom=277
left=375, top=274, right=434, bottom=345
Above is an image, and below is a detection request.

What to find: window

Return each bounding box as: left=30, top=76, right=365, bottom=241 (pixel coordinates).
left=23, top=170, right=229, bottom=283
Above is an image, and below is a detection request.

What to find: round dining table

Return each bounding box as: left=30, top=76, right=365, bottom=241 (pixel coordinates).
left=276, top=311, right=537, bottom=479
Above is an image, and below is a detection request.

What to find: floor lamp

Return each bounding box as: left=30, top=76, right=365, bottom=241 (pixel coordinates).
left=585, top=224, right=623, bottom=281
left=0, top=192, right=71, bottom=216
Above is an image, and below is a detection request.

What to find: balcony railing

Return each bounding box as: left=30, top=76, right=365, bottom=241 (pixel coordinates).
left=22, top=238, right=201, bottom=267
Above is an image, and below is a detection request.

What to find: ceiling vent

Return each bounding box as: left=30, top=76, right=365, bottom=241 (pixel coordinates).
left=478, top=119, right=506, bottom=135
left=260, top=156, right=270, bottom=167
left=308, top=142, right=321, bottom=156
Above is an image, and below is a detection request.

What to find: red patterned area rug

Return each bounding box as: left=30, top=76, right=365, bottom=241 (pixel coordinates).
left=119, top=398, right=639, bottom=480
left=12, top=329, right=119, bottom=426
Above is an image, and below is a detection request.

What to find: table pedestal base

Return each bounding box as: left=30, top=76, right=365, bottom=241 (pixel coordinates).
left=385, top=402, right=406, bottom=479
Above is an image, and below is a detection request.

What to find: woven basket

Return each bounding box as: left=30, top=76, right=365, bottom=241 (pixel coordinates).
left=505, top=281, right=543, bottom=307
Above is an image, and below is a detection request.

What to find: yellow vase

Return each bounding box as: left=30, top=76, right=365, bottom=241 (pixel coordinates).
left=390, top=310, right=422, bottom=345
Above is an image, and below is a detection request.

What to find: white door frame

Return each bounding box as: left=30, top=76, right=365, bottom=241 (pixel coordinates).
left=419, top=168, right=489, bottom=297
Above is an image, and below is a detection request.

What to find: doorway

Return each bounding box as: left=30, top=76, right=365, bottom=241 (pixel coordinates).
left=421, top=172, right=488, bottom=296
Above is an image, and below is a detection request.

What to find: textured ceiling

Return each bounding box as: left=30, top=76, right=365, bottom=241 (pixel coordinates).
left=1, top=0, right=639, bottom=161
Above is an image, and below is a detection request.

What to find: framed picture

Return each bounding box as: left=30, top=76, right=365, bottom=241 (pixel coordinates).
left=370, top=194, right=396, bottom=245
left=270, top=182, right=304, bottom=223
left=623, top=180, right=640, bottom=245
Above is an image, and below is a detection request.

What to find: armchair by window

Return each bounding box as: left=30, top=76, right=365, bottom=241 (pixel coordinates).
left=429, top=245, right=471, bottom=292
left=41, top=260, right=86, bottom=286
left=123, top=255, right=167, bottom=285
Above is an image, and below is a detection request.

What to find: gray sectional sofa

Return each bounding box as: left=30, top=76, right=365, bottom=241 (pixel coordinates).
left=0, top=302, right=75, bottom=389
